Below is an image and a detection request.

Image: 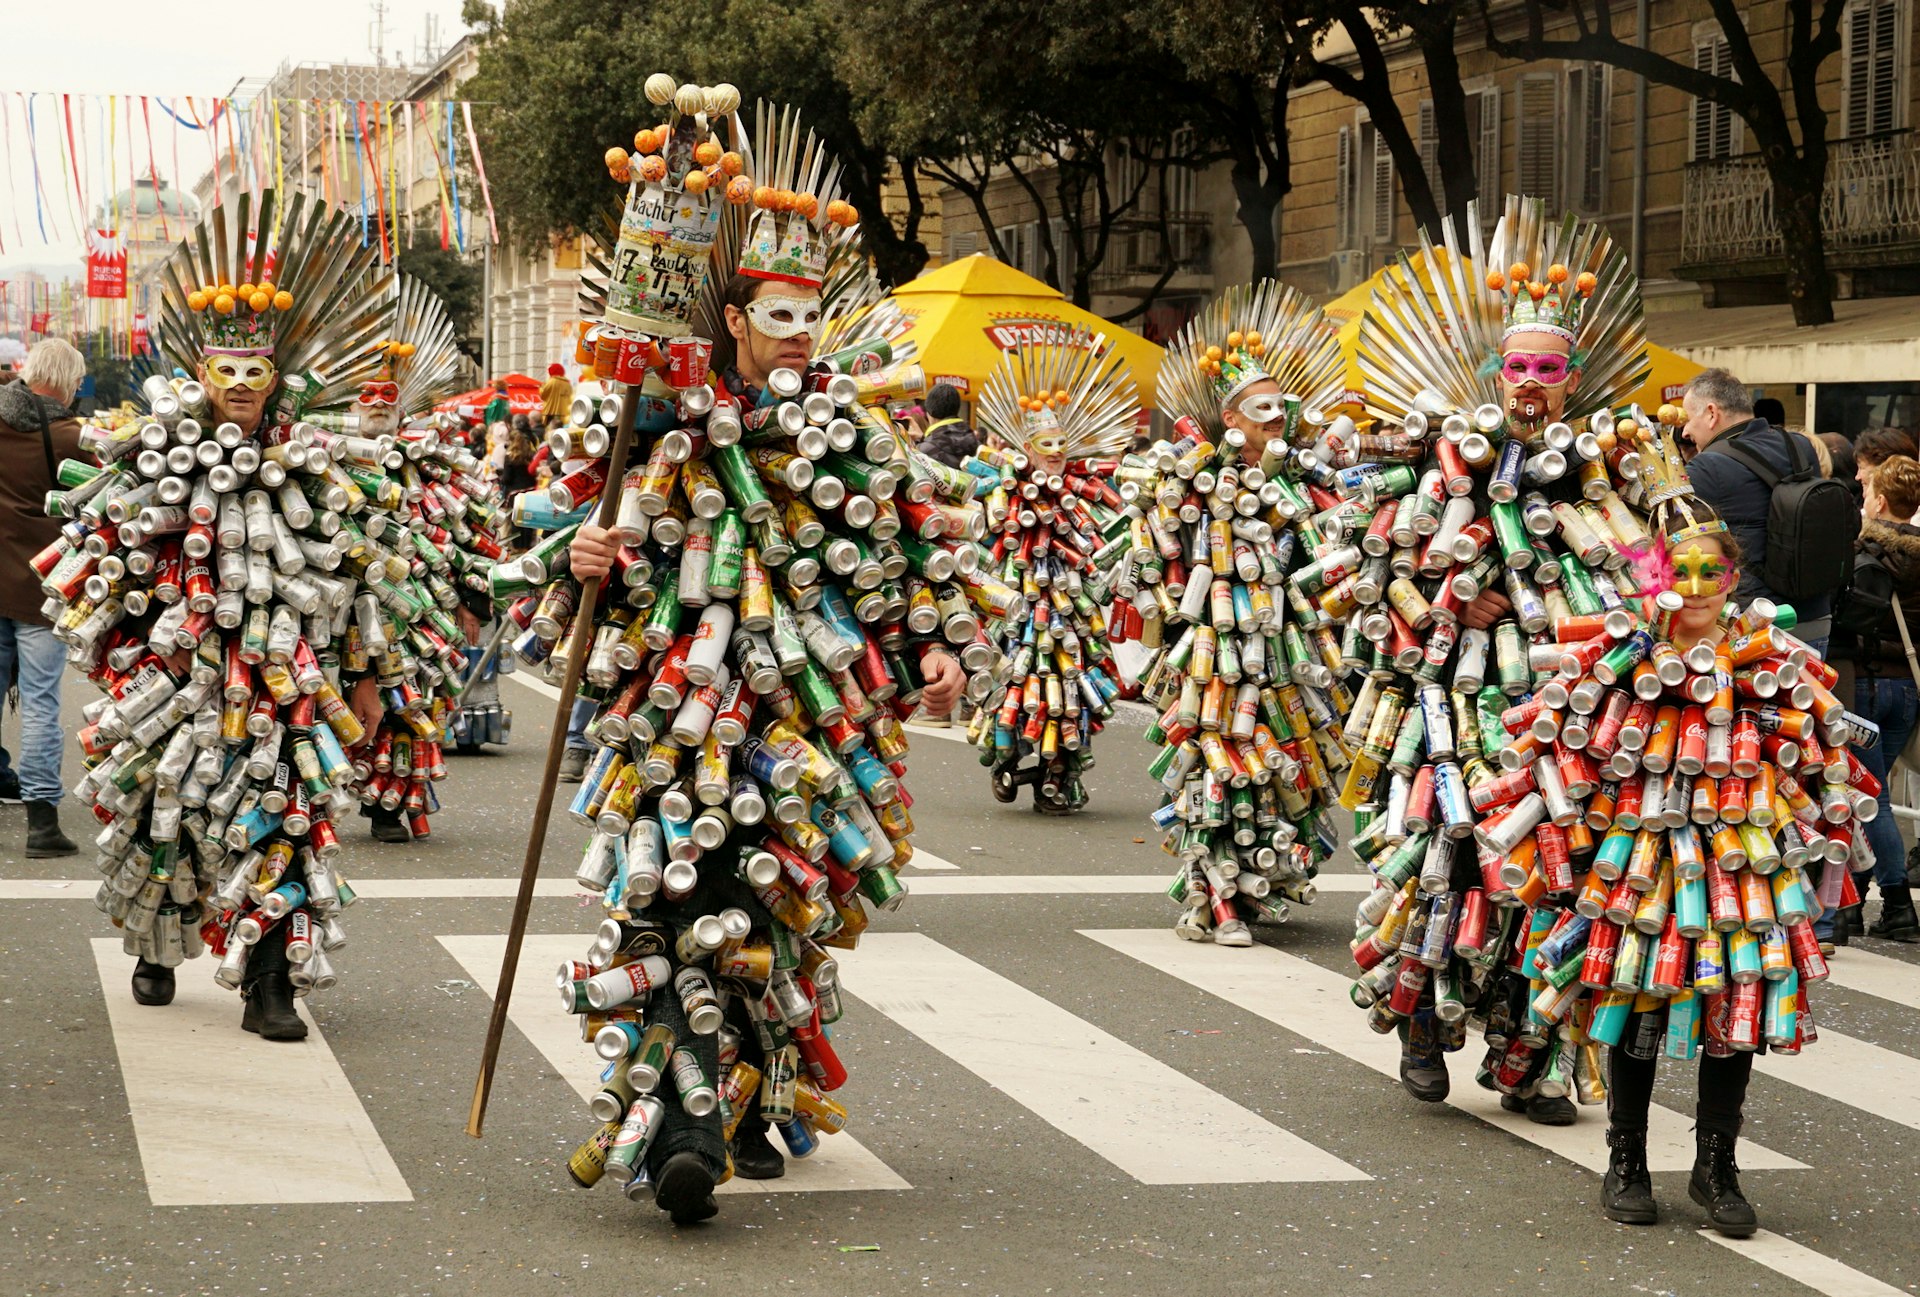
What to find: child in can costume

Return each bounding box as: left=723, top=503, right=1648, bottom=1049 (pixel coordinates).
left=45, top=192, right=463, bottom=1040
left=1123, top=281, right=1351, bottom=946
left=524, top=76, right=970, bottom=1226
left=1343, top=197, right=1869, bottom=1235
left=968, top=331, right=1137, bottom=814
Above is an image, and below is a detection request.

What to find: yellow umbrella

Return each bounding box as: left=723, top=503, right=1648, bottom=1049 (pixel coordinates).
left=886, top=255, right=1166, bottom=410
left=1319, top=251, right=1700, bottom=412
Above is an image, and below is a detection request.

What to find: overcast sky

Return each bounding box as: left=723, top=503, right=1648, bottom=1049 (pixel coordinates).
left=1, top=0, right=474, bottom=274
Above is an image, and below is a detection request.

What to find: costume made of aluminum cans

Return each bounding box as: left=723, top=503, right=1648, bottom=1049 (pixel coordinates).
left=1120, top=281, right=1351, bottom=947
left=43, top=191, right=472, bottom=997
left=334, top=276, right=509, bottom=829
left=1342, top=195, right=1870, bottom=1110
left=965, top=331, right=1137, bottom=814
left=512, top=79, right=990, bottom=1208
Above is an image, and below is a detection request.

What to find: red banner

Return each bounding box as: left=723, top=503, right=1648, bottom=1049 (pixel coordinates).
left=86, top=228, right=128, bottom=299
left=132, top=313, right=151, bottom=355
left=30, top=311, right=51, bottom=333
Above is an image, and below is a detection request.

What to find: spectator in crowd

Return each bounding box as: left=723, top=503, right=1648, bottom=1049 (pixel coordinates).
left=919, top=382, right=980, bottom=469
left=0, top=339, right=86, bottom=857
left=501, top=421, right=540, bottom=549
left=1680, top=368, right=1835, bottom=652
left=1753, top=396, right=1787, bottom=427
left=482, top=377, right=510, bottom=429
left=1827, top=454, right=1920, bottom=943
left=1822, top=433, right=1861, bottom=505
left=539, top=363, right=572, bottom=430
left=1854, top=426, right=1919, bottom=497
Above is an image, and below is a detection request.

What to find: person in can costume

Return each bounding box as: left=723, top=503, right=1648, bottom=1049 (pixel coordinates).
left=335, top=276, right=509, bottom=840
left=522, top=75, right=968, bottom=1226
left=1345, top=197, right=1868, bottom=1233
left=1123, top=281, right=1351, bottom=946
left=45, top=192, right=461, bottom=1040
left=968, top=330, right=1138, bottom=814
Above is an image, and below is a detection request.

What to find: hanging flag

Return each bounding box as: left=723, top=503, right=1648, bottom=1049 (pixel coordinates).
left=86, top=227, right=128, bottom=298
left=30, top=310, right=51, bottom=333
left=132, top=312, right=151, bottom=354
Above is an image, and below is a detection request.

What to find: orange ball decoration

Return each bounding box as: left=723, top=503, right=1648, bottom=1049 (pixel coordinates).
left=752, top=184, right=776, bottom=210
left=638, top=155, right=668, bottom=182
left=213, top=293, right=236, bottom=315
left=1485, top=271, right=1506, bottom=292
left=273, top=291, right=294, bottom=311
left=249, top=291, right=271, bottom=312
left=187, top=290, right=209, bottom=312
left=693, top=140, right=722, bottom=166
left=1508, top=262, right=1531, bottom=283
left=238, top=282, right=255, bottom=299
left=794, top=193, right=819, bottom=220
left=725, top=176, right=754, bottom=204
left=681, top=168, right=710, bottom=196
left=1576, top=271, right=1598, bottom=295
left=719, top=151, right=743, bottom=176
left=1546, top=263, right=1569, bottom=284
left=606, top=146, right=630, bottom=170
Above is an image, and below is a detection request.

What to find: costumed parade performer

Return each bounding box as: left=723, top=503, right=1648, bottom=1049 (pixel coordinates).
left=967, top=330, right=1137, bottom=815
left=1343, top=197, right=1869, bottom=1233
left=44, top=192, right=466, bottom=1040
left=1122, top=281, right=1351, bottom=946
left=334, top=275, right=509, bottom=841
left=502, top=76, right=974, bottom=1226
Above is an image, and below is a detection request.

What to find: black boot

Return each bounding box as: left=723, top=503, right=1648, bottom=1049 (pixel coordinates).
left=131, top=958, right=175, bottom=1006
left=1834, top=902, right=1863, bottom=947
left=1602, top=1127, right=1658, bottom=1224
left=1397, top=1011, right=1449, bottom=1102
left=241, top=941, right=308, bottom=1041
left=652, top=1150, right=719, bottom=1225
left=25, top=800, right=76, bottom=858
left=369, top=806, right=410, bottom=844
left=728, top=1124, right=786, bottom=1180
left=1867, top=885, right=1920, bottom=942
left=1689, top=1130, right=1758, bottom=1237
left=1502, top=1091, right=1578, bottom=1126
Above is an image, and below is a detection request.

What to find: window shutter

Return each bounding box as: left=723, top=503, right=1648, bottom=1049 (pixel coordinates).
left=1693, top=35, right=1739, bottom=159
left=1371, top=126, right=1395, bottom=243
left=1851, top=0, right=1904, bottom=137
left=1336, top=123, right=1355, bottom=249
left=1515, top=75, right=1559, bottom=205
left=1570, top=62, right=1609, bottom=212
left=947, top=230, right=980, bottom=260
left=1473, top=87, right=1501, bottom=218
left=1873, top=0, right=1900, bottom=133
left=1418, top=99, right=1437, bottom=186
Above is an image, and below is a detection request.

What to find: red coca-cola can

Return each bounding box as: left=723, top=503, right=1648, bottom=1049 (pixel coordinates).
left=1536, top=822, right=1574, bottom=892
left=1454, top=887, right=1492, bottom=957
left=1579, top=919, right=1621, bottom=988
left=1469, top=766, right=1536, bottom=813
left=665, top=336, right=714, bottom=389
left=1728, top=981, right=1764, bottom=1050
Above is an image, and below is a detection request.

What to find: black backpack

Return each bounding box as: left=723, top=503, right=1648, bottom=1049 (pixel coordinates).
left=1833, top=543, right=1895, bottom=639
left=1707, top=427, right=1859, bottom=601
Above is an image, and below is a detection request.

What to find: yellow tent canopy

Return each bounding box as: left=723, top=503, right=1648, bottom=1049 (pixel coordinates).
left=884, top=255, right=1166, bottom=410
left=1318, top=252, right=1702, bottom=413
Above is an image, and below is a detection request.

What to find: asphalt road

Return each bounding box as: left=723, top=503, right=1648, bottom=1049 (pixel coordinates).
left=2, top=668, right=1918, bottom=1297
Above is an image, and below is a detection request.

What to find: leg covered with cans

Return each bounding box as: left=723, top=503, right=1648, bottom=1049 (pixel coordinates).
left=1125, top=283, right=1354, bottom=945
left=965, top=333, right=1140, bottom=815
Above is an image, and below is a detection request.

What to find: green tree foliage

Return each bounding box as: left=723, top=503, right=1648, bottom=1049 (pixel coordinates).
left=397, top=231, right=486, bottom=362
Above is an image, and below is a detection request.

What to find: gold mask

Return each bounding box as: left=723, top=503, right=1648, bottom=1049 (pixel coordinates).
left=1671, top=543, right=1733, bottom=598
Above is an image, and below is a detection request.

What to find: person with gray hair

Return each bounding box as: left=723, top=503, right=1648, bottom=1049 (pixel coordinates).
left=0, top=337, right=86, bottom=857
left=1680, top=366, right=1839, bottom=651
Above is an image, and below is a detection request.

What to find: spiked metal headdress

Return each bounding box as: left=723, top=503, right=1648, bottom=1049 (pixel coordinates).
left=977, top=328, right=1141, bottom=460
left=1160, top=280, right=1344, bottom=441
left=1356, top=193, right=1648, bottom=424
left=376, top=274, right=471, bottom=418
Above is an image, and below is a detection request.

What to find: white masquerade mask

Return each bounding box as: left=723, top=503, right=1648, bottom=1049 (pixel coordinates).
left=746, top=294, right=822, bottom=341
left=1233, top=391, right=1285, bottom=425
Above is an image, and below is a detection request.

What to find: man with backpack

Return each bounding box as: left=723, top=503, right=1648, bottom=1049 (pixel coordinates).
left=1681, top=368, right=1853, bottom=653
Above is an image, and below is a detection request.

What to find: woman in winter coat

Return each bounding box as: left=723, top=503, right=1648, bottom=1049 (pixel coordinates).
left=1830, top=453, right=1920, bottom=942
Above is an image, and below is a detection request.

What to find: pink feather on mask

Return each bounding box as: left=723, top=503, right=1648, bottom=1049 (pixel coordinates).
left=1627, top=539, right=1677, bottom=599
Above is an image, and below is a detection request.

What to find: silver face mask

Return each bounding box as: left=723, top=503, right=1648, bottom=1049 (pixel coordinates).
left=1234, top=391, right=1285, bottom=425
left=745, top=294, right=823, bottom=341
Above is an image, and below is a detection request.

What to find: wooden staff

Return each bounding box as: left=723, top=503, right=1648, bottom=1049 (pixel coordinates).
left=467, top=381, right=640, bottom=1138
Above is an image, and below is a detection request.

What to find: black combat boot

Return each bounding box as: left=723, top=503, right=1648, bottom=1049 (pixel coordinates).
left=1688, top=1130, right=1758, bottom=1238
left=1601, top=1127, right=1657, bottom=1224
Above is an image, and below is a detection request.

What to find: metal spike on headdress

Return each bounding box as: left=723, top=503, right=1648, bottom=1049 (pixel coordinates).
left=1356, top=193, right=1649, bottom=424
left=977, top=328, right=1141, bottom=460
left=1634, top=405, right=1729, bottom=547
left=153, top=189, right=397, bottom=416
left=1161, top=280, right=1345, bottom=441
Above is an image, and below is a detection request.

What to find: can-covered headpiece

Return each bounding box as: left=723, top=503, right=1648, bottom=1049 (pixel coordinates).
left=362, top=274, right=468, bottom=418
left=1160, top=280, right=1344, bottom=441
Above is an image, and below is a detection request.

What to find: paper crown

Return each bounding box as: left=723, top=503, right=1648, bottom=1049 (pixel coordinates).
left=600, top=74, right=752, bottom=334
left=186, top=280, right=295, bottom=356
left=1634, top=404, right=1729, bottom=547
left=1199, top=333, right=1275, bottom=405
left=734, top=104, right=859, bottom=291
left=1488, top=259, right=1596, bottom=345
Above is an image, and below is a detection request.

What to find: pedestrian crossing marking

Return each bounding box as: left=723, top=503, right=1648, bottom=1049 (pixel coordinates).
left=436, top=934, right=911, bottom=1194
left=835, top=932, right=1372, bottom=1185
left=1752, top=1028, right=1920, bottom=1133
left=90, top=939, right=413, bottom=1206
left=1822, top=945, right=1920, bottom=1008
left=1698, top=1229, right=1910, bottom=1297
left=1080, top=929, right=1807, bottom=1174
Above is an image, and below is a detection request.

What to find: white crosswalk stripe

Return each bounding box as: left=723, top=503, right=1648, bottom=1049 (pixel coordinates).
left=90, top=940, right=412, bottom=1206
left=436, top=934, right=910, bottom=1194
left=836, top=932, right=1371, bottom=1185
left=1079, top=929, right=1807, bottom=1174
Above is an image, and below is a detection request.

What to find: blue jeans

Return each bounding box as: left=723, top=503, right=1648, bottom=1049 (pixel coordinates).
left=1854, top=673, right=1918, bottom=894
left=0, top=619, right=65, bottom=804
left=564, top=697, right=596, bottom=755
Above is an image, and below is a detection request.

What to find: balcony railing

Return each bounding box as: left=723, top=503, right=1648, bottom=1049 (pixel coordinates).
left=1680, top=130, right=1920, bottom=267
left=1089, top=212, right=1213, bottom=292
